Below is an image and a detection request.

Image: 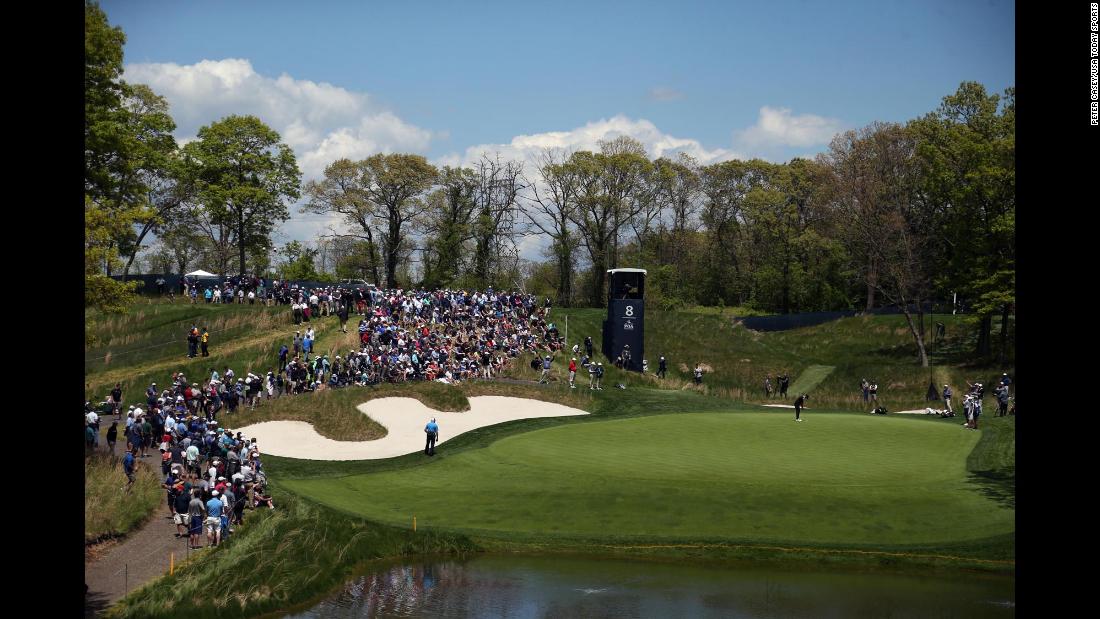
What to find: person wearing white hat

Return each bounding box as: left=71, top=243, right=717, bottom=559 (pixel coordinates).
left=205, top=490, right=223, bottom=546
left=568, top=357, right=577, bottom=389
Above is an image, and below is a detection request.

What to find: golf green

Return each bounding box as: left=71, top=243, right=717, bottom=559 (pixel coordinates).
left=283, top=413, right=1014, bottom=547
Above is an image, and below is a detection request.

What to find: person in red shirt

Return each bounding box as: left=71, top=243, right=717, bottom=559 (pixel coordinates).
left=568, top=358, right=577, bottom=389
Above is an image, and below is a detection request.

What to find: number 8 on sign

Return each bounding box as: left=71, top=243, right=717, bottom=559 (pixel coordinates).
left=625, top=306, right=634, bottom=317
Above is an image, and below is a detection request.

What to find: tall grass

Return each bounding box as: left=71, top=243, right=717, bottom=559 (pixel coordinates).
left=106, top=493, right=478, bottom=619
left=553, top=308, right=1014, bottom=412
left=85, top=451, right=163, bottom=543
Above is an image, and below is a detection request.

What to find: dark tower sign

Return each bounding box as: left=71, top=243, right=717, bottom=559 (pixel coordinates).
left=603, top=268, right=645, bottom=371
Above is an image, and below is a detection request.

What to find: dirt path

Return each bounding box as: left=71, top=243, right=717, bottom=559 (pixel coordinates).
left=84, top=501, right=209, bottom=616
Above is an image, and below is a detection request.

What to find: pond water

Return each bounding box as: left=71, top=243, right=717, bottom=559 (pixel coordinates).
left=286, top=555, right=1014, bottom=618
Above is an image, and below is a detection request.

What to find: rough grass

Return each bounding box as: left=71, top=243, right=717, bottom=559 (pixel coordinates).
left=85, top=452, right=163, bottom=543
left=552, top=308, right=1014, bottom=412
left=105, top=493, right=477, bottom=619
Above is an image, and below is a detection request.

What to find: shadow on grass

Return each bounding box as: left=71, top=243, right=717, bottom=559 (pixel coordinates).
left=84, top=588, right=111, bottom=618
left=967, top=468, right=1015, bottom=510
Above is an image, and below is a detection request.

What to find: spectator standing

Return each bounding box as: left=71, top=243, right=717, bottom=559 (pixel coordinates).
left=595, top=362, right=604, bottom=390
left=201, top=327, right=210, bottom=357
left=861, top=378, right=870, bottom=403
left=337, top=303, right=349, bottom=333
left=657, top=356, right=667, bottom=379
left=995, top=384, right=1010, bottom=417
left=589, top=361, right=598, bottom=390
left=123, top=448, right=137, bottom=491
left=621, top=345, right=632, bottom=371
left=187, top=325, right=199, bottom=359
left=765, top=375, right=773, bottom=398
left=539, top=355, right=553, bottom=384
left=187, top=489, right=205, bottom=549
left=778, top=373, right=790, bottom=398
left=105, top=421, right=118, bottom=455
left=694, top=363, right=703, bottom=385
left=584, top=336, right=593, bottom=359
left=111, top=383, right=123, bottom=420
left=205, top=491, right=224, bottom=546
left=943, top=384, right=953, bottom=413
left=869, top=381, right=878, bottom=404
left=568, top=358, right=577, bottom=389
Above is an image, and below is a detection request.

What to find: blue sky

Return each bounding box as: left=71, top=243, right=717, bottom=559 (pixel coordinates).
left=103, top=0, right=1015, bottom=249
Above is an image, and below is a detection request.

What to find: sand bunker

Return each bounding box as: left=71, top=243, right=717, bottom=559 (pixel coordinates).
left=235, top=396, right=588, bottom=461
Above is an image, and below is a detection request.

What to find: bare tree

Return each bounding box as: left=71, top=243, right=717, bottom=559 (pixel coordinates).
left=521, top=149, right=581, bottom=307
left=302, top=158, right=383, bottom=285
left=471, top=154, right=525, bottom=288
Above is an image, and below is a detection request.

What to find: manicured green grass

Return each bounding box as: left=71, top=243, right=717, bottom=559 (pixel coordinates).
left=283, top=412, right=1014, bottom=548
left=787, top=364, right=835, bottom=395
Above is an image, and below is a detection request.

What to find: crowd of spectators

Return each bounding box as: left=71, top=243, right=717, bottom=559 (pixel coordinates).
left=86, top=285, right=569, bottom=542
left=85, top=375, right=275, bottom=550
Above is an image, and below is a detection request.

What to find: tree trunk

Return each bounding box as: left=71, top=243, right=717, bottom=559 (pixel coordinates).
left=901, top=307, right=929, bottom=367
left=385, top=214, right=401, bottom=289
left=123, top=221, right=157, bottom=277
left=237, top=215, right=247, bottom=277
left=557, top=240, right=573, bottom=308
left=591, top=250, right=607, bottom=308
left=998, top=303, right=1010, bottom=367
left=975, top=314, right=992, bottom=357
left=865, top=259, right=877, bottom=311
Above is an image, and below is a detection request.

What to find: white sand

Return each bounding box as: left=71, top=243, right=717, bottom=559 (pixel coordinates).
left=764, top=404, right=932, bottom=415
left=234, top=396, right=588, bottom=461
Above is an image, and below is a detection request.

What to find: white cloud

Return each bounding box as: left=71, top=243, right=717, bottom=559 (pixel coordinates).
left=123, top=58, right=433, bottom=180
left=443, top=114, right=743, bottom=170
left=735, top=106, right=844, bottom=150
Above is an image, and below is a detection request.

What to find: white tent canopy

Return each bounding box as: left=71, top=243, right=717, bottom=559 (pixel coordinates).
left=185, top=270, right=218, bottom=278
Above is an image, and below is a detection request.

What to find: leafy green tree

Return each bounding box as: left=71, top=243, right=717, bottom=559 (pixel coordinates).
left=119, top=84, right=184, bottom=275
left=302, top=158, right=384, bottom=285
left=421, top=166, right=478, bottom=289
left=278, top=241, right=321, bottom=281
left=183, top=115, right=301, bottom=277
left=357, top=154, right=438, bottom=288
left=567, top=138, right=654, bottom=306
left=909, top=82, right=1015, bottom=360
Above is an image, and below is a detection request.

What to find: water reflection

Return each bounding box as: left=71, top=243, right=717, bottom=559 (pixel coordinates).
left=286, top=555, right=1014, bottom=618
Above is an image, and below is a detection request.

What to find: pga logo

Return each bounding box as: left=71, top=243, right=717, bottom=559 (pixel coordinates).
left=623, top=320, right=635, bottom=331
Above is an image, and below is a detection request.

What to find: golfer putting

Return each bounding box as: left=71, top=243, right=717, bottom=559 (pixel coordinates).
left=794, top=394, right=808, bottom=421
left=425, top=417, right=439, bottom=456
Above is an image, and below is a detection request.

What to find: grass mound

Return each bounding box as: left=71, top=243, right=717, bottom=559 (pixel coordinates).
left=549, top=308, right=1013, bottom=411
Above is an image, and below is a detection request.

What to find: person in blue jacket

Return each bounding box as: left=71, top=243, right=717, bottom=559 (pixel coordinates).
left=424, top=418, right=439, bottom=456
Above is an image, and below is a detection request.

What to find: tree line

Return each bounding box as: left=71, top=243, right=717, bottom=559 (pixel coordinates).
left=86, top=1, right=1013, bottom=362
